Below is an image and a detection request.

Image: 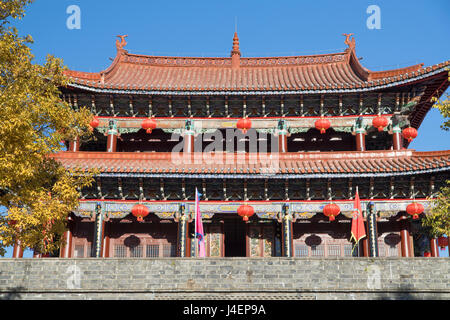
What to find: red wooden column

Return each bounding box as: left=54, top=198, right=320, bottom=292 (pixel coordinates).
left=184, top=131, right=195, bottom=153
left=430, top=238, right=439, bottom=257
left=400, top=217, right=412, bottom=257
left=12, top=241, right=23, bottom=258
left=392, top=125, right=403, bottom=150
left=278, top=134, right=287, bottom=153
left=355, top=128, right=366, bottom=151
left=101, top=221, right=110, bottom=258
left=106, top=120, right=118, bottom=152
left=59, top=220, right=73, bottom=258
left=353, top=117, right=366, bottom=151
left=68, top=137, right=80, bottom=152
left=277, top=119, right=289, bottom=153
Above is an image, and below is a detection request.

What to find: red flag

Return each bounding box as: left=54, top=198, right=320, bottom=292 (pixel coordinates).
left=350, top=187, right=366, bottom=248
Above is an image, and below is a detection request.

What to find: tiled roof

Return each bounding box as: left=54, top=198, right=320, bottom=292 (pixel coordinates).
left=51, top=150, right=450, bottom=178
left=64, top=34, right=450, bottom=93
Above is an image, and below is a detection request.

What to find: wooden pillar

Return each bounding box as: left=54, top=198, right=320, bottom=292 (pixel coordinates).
left=59, top=218, right=73, bottom=258
left=183, top=132, right=195, bottom=153
left=12, top=241, right=23, bottom=258
left=277, top=119, right=288, bottom=153
left=355, top=129, right=366, bottom=151
left=430, top=238, right=439, bottom=257
left=392, top=126, right=403, bottom=150
left=281, top=204, right=293, bottom=257
left=400, top=218, right=412, bottom=257
left=68, top=137, right=80, bottom=152
left=354, top=117, right=366, bottom=151
left=92, top=203, right=105, bottom=258
left=366, top=202, right=379, bottom=257
left=106, top=120, right=118, bottom=152
left=177, top=204, right=189, bottom=257
left=278, top=134, right=287, bottom=153
left=101, top=221, right=110, bottom=258
left=361, top=238, right=369, bottom=257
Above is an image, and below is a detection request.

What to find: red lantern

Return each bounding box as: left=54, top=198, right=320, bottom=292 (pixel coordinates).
left=323, top=203, right=341, bottom=221
left=406, top=202, right=424, bottom=220
left=142, top=118, right=157, bottom=134
left=236, top=117, right=252, bottom=134
left=90, top=117, right=99, bottom=129
left=423, top=252, right=431, bottom=257
left=402, top=127, right=418, bottom=142
left=437, top=237, right=449, bottom=249
left=237, top=204, right=254, bottom=221
left=131, top=204, right=149, bottom=222
left=372, top=116, right=388, bottom=132
left=315, top=117, right=331, bottom=134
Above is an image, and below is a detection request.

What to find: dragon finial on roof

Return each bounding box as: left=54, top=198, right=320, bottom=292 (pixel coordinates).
left=116, top=35, right=128, bottom=51
left=342, top=33, right=355, bottom=51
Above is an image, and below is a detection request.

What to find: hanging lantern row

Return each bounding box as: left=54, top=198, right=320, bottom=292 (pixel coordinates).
left=236, top=117, right=252, bottom=134
left=323, top=203, right=341, bottom=221
left=131, top=204, right=150, bottom=222
left=406, top=202, right=424, bottom=220
left=237, top=204, right=254, bottom=221
left=89, top=116, right=418, bottom=143
left=89, top=117, right=158, bottom=135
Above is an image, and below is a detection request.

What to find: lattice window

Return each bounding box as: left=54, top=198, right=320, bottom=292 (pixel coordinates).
left=293, top=233, right=354, bottom=257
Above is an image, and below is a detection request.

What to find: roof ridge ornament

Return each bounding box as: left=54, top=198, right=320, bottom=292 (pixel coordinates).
left=342, top=33, right=356, bottom=51
left=231, top=32, right=241, bottom=68
left=116, top=34, right=128, bottom=51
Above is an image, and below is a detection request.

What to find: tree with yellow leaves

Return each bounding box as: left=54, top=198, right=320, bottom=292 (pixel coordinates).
left=0, top=0, right=95, bottom=256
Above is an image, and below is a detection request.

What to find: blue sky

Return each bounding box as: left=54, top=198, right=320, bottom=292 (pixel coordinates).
left=3, top=0, right=449, bottom=257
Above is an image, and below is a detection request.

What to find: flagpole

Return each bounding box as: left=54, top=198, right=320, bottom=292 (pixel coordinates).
left=356, top=186, right=359, bottom=257
left=194, top=188, right=197, bottom=257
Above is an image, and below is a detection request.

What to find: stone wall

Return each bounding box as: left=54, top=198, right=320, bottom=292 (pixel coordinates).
left=0, top=257, right=448, bottom=300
